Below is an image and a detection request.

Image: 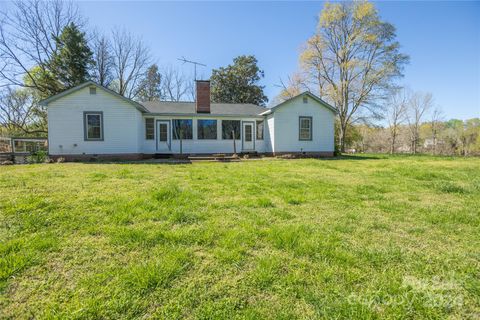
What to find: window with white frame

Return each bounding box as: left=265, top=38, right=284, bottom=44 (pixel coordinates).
left=197, top=119, right=217, bottom=139
left=222, top=120, right=241, bottom=140
left=172, top=119, right=193, bottom=139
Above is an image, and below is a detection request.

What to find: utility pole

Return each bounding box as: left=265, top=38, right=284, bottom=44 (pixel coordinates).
left=177, top=56, right=206, bottom=81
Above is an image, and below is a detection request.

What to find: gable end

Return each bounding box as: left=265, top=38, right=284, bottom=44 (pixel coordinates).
left=262, top=92, right=337, bottom=115
left=39, top=81, right=148, bottom=113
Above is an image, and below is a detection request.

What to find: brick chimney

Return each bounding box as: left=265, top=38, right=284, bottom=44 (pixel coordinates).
left=195, top=80, right=210, bottom=113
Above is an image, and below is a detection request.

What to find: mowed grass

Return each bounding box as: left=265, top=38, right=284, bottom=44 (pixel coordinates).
left=0, top=155, right=479, bottom=319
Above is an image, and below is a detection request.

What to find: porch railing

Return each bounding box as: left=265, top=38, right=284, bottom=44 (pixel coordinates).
left=0, top=137, right=48, bottom=163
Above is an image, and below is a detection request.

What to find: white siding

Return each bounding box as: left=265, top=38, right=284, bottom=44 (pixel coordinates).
left=47, top=87, right=334, bottom=156
left=272, top=95, right=335, bottom=153
left=47, top=86, right=143, bottom=155
left=265, top=114, right=275, bottom=153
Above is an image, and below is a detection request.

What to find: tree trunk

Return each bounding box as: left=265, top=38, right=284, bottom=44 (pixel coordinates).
left=412, top=131, right=418, bottom=154
left=390, top=129, right=396, bottom=154
left=338, top=122, right=347, bottom=153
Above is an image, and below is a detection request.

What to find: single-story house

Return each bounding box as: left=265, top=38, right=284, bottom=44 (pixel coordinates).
left=39, top=80, right=336, bottom=160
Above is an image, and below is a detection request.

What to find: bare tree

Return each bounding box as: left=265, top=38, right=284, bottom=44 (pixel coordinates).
left=0, top=87, right=47, bottom=134
left=297, top=1, right=408, bottom=151
left=161, top=66, right=191, bottom=101
left=185, top=80, right=195, bottom=102
left=0, top=0, right=83, bottom=93
left=0, top=0, right=82, bottom=136
left=407, top=92, right=433, bottom=154
left=385, top=88, right=408, bottom=154
left=276, top=73, right=310, bottom=102
left=430, top=106, right=444, bottom=155
left=91, top=32, right=114, bottom=87
left=110, top=28, right=151, bottom=99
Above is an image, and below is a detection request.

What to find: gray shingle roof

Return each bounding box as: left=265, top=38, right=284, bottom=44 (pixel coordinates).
left=140, top=101, right=267, bottom=117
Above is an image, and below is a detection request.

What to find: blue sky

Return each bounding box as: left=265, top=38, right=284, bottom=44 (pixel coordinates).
left=78, top=1, right=477, bottom=119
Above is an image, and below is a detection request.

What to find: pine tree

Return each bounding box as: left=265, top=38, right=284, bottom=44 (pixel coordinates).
left=50, top=23, right=94, bottom=89
left=137, top=64, right=162, bottom=101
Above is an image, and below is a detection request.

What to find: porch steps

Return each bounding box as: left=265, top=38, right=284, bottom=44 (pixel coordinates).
left=188, top=154, right=241, bottom=162
left=153, top=153, right=174, bottom=159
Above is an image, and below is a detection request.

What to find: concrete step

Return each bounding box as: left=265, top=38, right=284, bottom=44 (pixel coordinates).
left=188, top=155, right=240, bottom=162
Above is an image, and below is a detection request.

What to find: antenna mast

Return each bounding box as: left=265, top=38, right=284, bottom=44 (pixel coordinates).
left=177, top=56, right=206, bottom=81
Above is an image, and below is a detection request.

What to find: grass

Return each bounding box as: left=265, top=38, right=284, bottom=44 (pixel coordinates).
left=0, top=154, right=479, bottom=319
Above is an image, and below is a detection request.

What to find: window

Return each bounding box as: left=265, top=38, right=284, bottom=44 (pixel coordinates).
left=89, top=87, right=96, bottom=95
left=245, top=124, right=252, bottom=142
left=256, top=120, right=264, bottom=140
left=222, top=120, right=241, bottom=140
left=299, top=116, right=312, bottom=141
left=84, top=112, right=103, bottom=140
left=303, top=96, right=308, bottom=103
left=145, top=118, right=154, bottom=140
left=159, top=123, right=168, bottom=142
left=172, top=119, right=193, bottom=139
left=197, top=119, right=217, bottom=140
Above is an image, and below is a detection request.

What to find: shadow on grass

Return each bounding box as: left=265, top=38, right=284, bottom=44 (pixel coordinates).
left=61, top=155, right=383, bottom=165
left=326, top=154, right=382, bottom=161
left=68, top=160, right=193, bottom=165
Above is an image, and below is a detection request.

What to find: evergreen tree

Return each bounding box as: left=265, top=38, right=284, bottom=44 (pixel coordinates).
left=50, top=23, right=94, bottom=89
left=137, top=64, right=162, bottom=101
left=210, top=55, right=268, bottom=106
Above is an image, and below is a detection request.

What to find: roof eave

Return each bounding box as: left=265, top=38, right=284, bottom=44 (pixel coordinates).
left=144, top=112, right=265, bottom=118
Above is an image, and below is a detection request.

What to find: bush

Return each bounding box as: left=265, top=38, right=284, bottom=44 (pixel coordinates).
left=27, top=150, right=48, bottom=164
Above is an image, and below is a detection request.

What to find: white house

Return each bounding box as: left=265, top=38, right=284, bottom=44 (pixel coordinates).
left=40, top=80, right=336, bottom=160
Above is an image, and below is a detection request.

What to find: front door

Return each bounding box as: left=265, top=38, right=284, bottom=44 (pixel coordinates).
left=156, top=121, right=170, bottom=152
left=242, top=122, right=254, bottom=151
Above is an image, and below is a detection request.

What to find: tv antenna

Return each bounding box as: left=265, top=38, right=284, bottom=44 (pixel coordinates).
left=177, top=56, right=206, bottom=80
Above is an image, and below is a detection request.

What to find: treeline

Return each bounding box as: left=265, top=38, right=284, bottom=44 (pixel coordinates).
left=345, top=119, right=480, bottom=156
left=341, top=89, right=480, bottom=156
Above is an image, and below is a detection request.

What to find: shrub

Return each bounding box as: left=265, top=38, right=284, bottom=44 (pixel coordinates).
left=27, top=150, right=48, bottom=164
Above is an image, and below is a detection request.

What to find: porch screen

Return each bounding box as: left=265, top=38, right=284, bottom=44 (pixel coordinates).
left=197, top=120, right=217, bottom=139
left=172, top=119, right=193, bottom=139
left=222, top=120, right=241, bottom=140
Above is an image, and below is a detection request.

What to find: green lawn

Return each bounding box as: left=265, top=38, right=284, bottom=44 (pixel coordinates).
left=0, top=155, right=479, bottom=319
